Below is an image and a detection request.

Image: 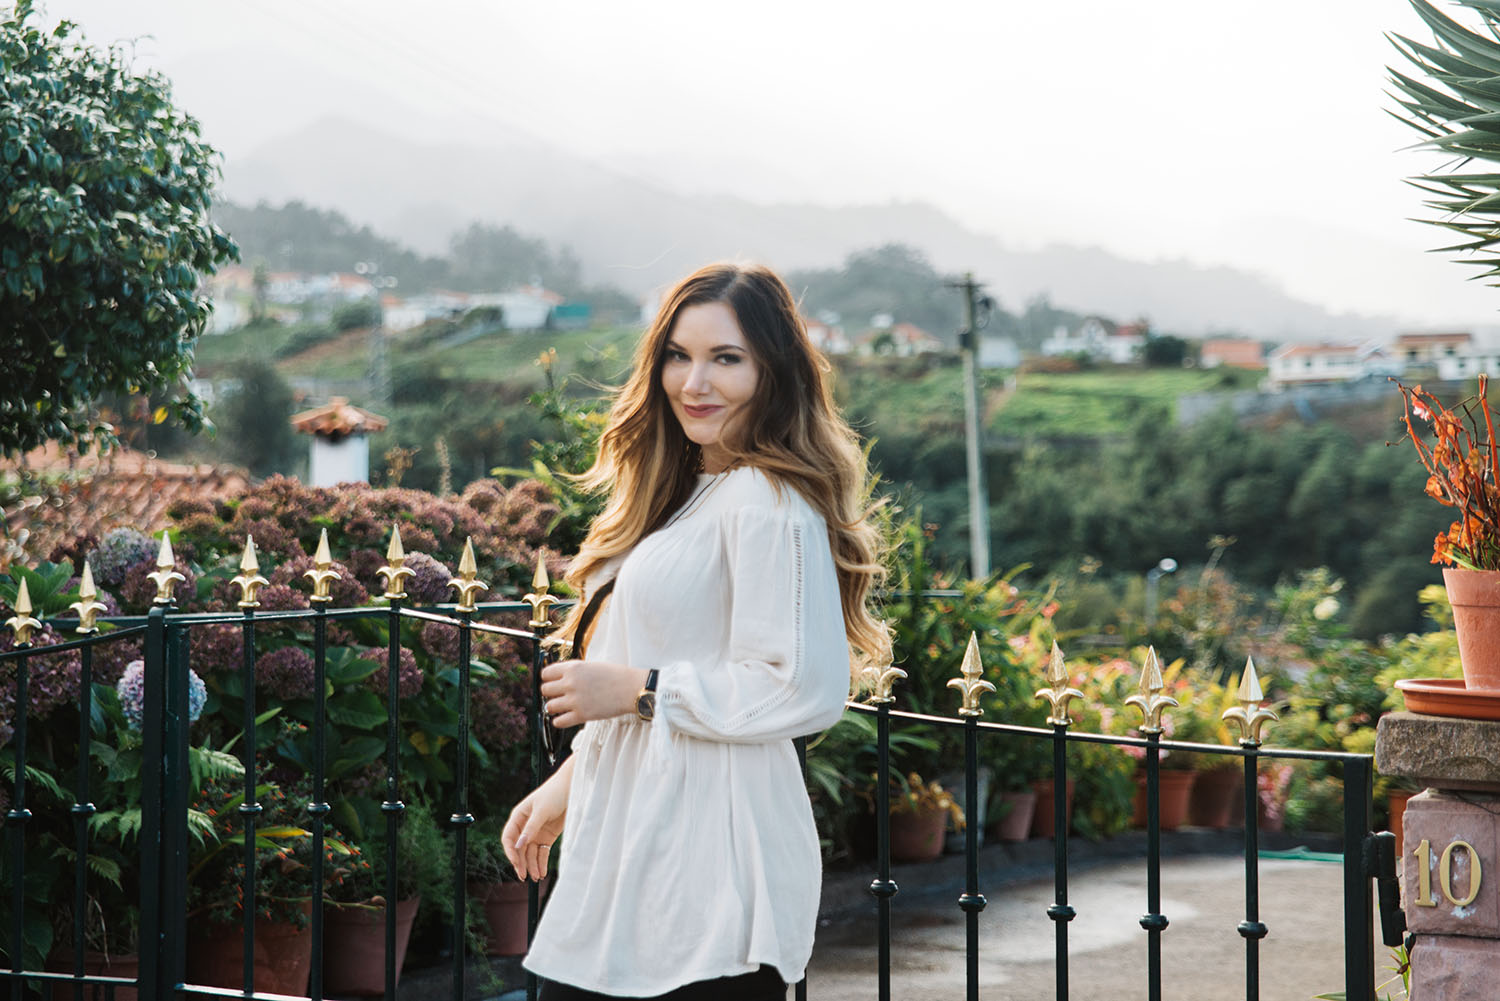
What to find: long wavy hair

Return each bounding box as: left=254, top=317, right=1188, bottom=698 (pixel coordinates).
left=560, top=262, right=890, bottom=679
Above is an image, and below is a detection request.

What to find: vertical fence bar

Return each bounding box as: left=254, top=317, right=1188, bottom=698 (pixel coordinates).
left=959, top=715, right=985, bottom=1001
left=1141, top=733, right=1167, bottom=1001
left=1238, top=750, right=1266, bottom=1001
left=162, top=626, right=191, bottom=997
left=869, top=702, right=896, bottom=1001
left=794, top=736, right=809, bottom=1001
left=1048, top=724, right=1074, bottom=1001
left=382, top=597, right=406, bottom=1001
left=137, top=608, right=166, bottom=1001
left=526, top=624, right=545, bottom=1001
left=239, top=608, right=260, bottom=996
left=7, top=643, right=31, bottom=995
left=449, top=610, right=475, bottom=1001
left=72, top=640, right=95, bottom=1001
left=1343, top=757, right=1375, bottom=1001
left=308, top=603, right=330, bottom=1001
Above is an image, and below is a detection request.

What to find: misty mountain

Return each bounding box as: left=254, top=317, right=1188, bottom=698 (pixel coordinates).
left=222, top=117, right=1393, bottom=340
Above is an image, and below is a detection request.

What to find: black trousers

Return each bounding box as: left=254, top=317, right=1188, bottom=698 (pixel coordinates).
left=537, top=965, right=786, bottom=1001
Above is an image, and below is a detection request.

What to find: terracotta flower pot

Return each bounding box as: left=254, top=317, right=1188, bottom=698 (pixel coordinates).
left=990, top=789, right=1037, bottom=843
left=48, top=949, right=139, bottom=1001
left=322, top=896, right=421, bottom=995
left=1029, top=778, right=1076, bottom=839
left=1388, top=788, right=1416, bottom=857
left=1132, top=770, right=1197, bottom=831
left=470, top=880, right=548, bottom=956
left=187, top=905, right=313, bottom=997
left=1443, top=567, right=1500, bottom=691
left=1188, top=767, right=1243, bottom=829
left=887, top=805, right=949, bottom=863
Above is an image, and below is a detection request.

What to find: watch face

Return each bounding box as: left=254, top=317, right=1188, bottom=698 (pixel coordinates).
left=636, top=691, right=656, bottom=721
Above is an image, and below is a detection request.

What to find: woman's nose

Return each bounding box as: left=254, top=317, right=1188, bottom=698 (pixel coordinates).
left=684, top=363, right=711, bottom=394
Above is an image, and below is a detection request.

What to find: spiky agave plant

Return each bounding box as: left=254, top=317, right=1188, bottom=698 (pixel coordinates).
left=1390, top=0, right=1500, bottom=285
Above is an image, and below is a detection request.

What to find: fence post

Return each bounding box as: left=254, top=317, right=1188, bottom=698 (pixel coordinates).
left=1344, top=756, right=1375, bottom=1001
left=138, top=606, right=167, bottom=1001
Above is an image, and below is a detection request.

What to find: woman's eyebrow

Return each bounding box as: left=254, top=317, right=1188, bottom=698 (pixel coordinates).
left=665, top=340, right=746, bottom=353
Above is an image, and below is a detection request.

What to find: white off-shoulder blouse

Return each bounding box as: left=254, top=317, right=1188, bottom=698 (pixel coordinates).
left=522, top=466, right=852, bottom=996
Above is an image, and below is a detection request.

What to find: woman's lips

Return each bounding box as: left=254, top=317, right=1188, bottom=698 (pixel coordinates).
left=683, top=404, right=722, bottom=418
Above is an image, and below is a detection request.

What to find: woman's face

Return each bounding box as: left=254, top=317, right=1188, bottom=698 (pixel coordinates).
left=660, top=301, right=760, bottom=473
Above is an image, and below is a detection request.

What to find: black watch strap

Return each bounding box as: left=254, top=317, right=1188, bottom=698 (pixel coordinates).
left=644, top=668, right=659, bottom=693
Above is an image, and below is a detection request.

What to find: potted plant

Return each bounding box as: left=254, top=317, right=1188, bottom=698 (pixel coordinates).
left=184, top=777, right=351, bottom=996
left=886, top=772, right=964, bottom=864
left=321, top=799, right=446, bottom=996
left=1394, top=377, right=1500, bottom=694
left=465, top=821, right=536, bottom=957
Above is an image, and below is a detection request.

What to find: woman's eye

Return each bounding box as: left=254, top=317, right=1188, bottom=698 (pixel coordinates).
left=666, top=349, right=688, bottom=362
left=716, top=353, right=743, bottom=365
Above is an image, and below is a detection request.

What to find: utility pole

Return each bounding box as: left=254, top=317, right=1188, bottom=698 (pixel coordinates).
left=946, top=272, right=991, bottom=579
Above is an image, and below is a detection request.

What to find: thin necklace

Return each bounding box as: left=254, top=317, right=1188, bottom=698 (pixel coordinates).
left=663, top=471, right=727, bottom=531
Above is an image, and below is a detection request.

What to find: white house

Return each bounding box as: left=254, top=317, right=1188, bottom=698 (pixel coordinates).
left=1267, top=342, right=1398, bottom=389
left=1394, top=332, right=1474, bottom=367
left=1040, top=317, right=1146, bottom=364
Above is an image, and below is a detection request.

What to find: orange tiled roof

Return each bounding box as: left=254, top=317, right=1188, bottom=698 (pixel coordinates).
left=289, top=397, right=389, bottom=441
left=1, top=444, right=251, bottom=571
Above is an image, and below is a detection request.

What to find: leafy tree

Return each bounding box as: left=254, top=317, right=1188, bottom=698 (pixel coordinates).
left=1143, top=334, right=1189, bottom=367
left=445, top=222, right=582, bottom=295
left=212, top=360, right=301, bottom=477
left=787, top=244, right=965, bottom=339
left=0, top=3, right=238, bottom=456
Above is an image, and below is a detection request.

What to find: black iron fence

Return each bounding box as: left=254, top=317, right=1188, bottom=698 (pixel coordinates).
left=1, top=535, right=1397, bottom=1001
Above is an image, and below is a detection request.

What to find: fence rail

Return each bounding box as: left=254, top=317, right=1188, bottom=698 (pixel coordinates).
left=0, top=531, right=1388, bottom=1001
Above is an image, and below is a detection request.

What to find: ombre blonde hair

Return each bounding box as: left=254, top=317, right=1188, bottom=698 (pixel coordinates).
left=559, top=263, right=890, bottom=680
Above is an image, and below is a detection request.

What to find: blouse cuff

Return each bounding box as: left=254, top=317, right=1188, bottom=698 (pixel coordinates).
left=646, top=659, right=692, bottom=769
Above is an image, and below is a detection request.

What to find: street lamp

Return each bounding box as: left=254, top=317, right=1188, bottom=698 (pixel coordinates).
left=1144, top=557, right=1178, bottom=632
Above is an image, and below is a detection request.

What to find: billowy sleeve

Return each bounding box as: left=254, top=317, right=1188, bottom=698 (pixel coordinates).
left=652, top=503, right=851, bottom=746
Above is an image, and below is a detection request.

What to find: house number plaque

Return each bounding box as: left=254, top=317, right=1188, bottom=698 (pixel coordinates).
left=1413, top=838, right=1484, bottom=908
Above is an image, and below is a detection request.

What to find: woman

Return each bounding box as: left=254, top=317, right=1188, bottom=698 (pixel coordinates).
left=502, top=263, right=889, bottom=1000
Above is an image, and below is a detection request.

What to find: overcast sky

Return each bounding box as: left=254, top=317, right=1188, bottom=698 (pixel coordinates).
left=34, top=0, right=1500, bottom=327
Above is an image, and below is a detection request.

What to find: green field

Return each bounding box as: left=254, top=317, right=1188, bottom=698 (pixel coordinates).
left=991, top=367, right=1260, bottom=436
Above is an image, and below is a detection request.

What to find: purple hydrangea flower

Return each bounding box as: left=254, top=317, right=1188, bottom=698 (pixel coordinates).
left=88, top=528, right=157, bottom=588
left=402, top=552, right=453, bottom=606
left=256, top=647, right=317, bottom=700
left=115, top=659, right=207, bottom=728
left=368, top=646, right=423, bottom=700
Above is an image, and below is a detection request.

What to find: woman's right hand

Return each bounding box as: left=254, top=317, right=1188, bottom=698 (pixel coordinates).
left=502, top=759, right=572, bottom=881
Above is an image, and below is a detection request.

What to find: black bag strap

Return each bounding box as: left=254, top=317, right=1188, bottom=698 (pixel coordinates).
left=543, top=578, right=616, bottom=771
left=572, top=577, right=616, bottom=659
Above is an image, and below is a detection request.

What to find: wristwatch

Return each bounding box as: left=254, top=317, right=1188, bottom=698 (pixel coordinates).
left=636, top=668, right=659, bottom=721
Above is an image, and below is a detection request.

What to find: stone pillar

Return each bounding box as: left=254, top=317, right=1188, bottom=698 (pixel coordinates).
left=1375, top=711, right=1500, bottom=1000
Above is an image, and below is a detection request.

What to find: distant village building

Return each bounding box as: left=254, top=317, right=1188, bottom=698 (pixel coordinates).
left=979, top=335, right=1021, bottom=369
left=1436, top=349, right=1500, bottom=381
left=856, top=321, right=944, bottom=357
left=469, top=285, right=563, bottom=331
left=1266, top=342, right=1397, bottom=389
left=290, top=397, right=389, bottom=487
left=803, top=317, right=851, bottom=355
left=1200, top=339, right=1265, bottom=369
left=1040, top=316, right=1146, bottom=364
left=1394, top=332, right=1473, bottom=366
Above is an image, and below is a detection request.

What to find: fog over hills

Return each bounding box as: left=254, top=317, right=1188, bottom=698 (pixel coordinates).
left=224, top=118, right=1397, bottom=340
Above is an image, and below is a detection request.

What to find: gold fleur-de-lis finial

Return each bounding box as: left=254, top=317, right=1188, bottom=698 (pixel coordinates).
left=1034, top=640, right=1085, bottom=726
left=524, top=553, right=558, bottom=628
left=1222, top=656, right=1279, bottom=746
left=377, top=524, right=415, bottom=600
left=859, top=664, right=908, bottom=705
left=5, top=578, right=42, bottom=645
left=70, top=561, right=108, bottom=634
left=304, top=528, right=341, bottom=603
left=1124, top=647, right=1179, bottom=735
left=447, top=538, right=489, bottom=613
left=947, top=632, right=996, bottom=717
left=147, top=532, right=186, bottom=605
left=231, top=536, right=269, bottom=609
